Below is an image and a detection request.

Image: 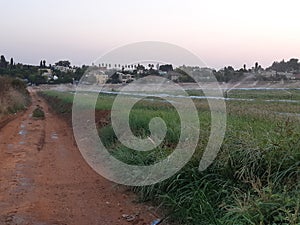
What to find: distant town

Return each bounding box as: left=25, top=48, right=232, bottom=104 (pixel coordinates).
left=1, top=55, right=300, bottom=85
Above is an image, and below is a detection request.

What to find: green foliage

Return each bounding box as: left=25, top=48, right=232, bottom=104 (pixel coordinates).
left=0, top=77, right=30, bottom=115
left=0, top=76, right=12, bottom=93
left=55, top=60, right=71, bottom=67
left=0, top=55, right=8, bottom=68
left=268, top=58, right=300, bottom=73
left=32, top=106, right=45, bottom=119
left=39, top=91, right=73, bottom=114
left=7, top=103, right=26, bottom=114
left=0, top=55, right=89, bottom=85
left=41, top=90, right=300, bottom=225
left=175, top=68, right=195, bottom=83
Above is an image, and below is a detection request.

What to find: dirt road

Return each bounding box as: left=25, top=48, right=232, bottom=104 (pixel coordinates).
left=0, top=90, right=159, bottom=225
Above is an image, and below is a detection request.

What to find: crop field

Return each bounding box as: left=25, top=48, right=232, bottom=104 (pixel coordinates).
left=42, top=89, right=300, bottom=225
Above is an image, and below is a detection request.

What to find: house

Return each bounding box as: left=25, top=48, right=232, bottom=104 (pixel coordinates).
left=168, top=71, right=180, bottom=81
left=88, top=70, right=109, bottom=84
left=53, top=65, right=76, bottom=73
left=39, top=69, right=53, bottom=81
left=95, top=74, right=109, bottom=84
left=116, top=72, right=135, bottom=83
left=260, top=70, right=276, bottom=78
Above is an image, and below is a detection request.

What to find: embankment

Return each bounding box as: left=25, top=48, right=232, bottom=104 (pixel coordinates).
left=0, top=77, right=31, bottom=128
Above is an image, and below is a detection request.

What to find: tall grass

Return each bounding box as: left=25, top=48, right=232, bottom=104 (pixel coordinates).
left=41, top=90, right=300, bottom=224
left=0, top=77, right=30, bottom=115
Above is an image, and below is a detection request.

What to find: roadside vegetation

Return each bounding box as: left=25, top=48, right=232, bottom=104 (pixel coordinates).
left=41, top=90, right=300, bottom=225
left=0, top=77, right=30, bottom=118
left=32, top=106, right=45, bottom=119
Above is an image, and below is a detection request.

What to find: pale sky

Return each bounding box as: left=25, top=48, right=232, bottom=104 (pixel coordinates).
left=1, top=0, right=299, bottom=69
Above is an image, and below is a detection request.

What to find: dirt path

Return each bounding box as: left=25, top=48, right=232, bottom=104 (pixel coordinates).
left=0, top=89, right=160, bottom=225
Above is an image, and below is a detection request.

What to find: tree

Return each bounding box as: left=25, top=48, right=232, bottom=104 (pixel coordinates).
left=267, top=58, right=300, bottom=72
left=136, top=64, right=145, bottom=71
left=287, top=58, right=299, bottom=72
left=10, top=58, right=14, bottom=66
left=40, top=60, right=43, bottom=68
left=43, top=60, right=46, bottom=68
left=55, top=60, right=71, bottom=67
left=159, top=64, right=173, bottom=72
left=0, top=55, right=8, bottom=68
left=176, top=68, right=194, bottom=83
left=109, top=72, right=122, bottom=84
left=223, top=66, right=236, bottom=82
left=243, top=64, right=246, bottom=71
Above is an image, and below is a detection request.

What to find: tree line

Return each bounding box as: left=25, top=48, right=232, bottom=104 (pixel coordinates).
left=1, top=54, right=300, bottom=84
left=0, top=55, right=87, bottom=85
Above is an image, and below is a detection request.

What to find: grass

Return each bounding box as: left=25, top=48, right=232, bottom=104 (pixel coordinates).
left=187, top=88, right=300, bottom=101
left=32, top=106, right=45, bottom=119
left=0, top=76, right=30, bottom=116
left=41, top=89, right=300, bottom=225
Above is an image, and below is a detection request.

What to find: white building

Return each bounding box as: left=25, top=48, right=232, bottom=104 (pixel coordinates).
left=117, top=72, right=135, bottom=83
left=53, top=65, right=76, bottom=73
left=95, top=74, right=109, bottom=84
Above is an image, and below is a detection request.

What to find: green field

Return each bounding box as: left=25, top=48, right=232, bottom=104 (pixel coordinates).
left=41, top=89, right=300, bottom=225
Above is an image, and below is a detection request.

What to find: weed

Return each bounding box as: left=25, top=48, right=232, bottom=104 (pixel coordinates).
left=32, top=106, right=45, bottom=119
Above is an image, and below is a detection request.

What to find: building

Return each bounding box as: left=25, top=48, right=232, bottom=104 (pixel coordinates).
left=39, top=69, right=53, bottom=81
left=116, top=72, right=135, bottom=83
left=53, top=65, right=76, bottom=73
left=168, top=71, right=180, bottom=81
left=260, top=70, right=277, bottom=78
left=95, top=74, right=109, bottom=84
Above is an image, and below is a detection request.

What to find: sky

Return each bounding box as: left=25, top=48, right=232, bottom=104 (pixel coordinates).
left=0, top=0, right=300, bottom=69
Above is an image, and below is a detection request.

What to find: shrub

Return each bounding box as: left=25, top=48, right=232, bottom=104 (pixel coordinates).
left=32, top=106, right=45, bottom=119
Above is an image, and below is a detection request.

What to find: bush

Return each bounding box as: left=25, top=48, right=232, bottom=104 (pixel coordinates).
left=0, top=77, right=12, bottom=94
left=32, top=106, right=45, bottom=119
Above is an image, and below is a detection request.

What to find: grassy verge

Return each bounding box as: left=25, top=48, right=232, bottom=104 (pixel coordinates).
left=41, top=90, right=300, bottom=225
left=0, top=77, right=31, bottom=117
